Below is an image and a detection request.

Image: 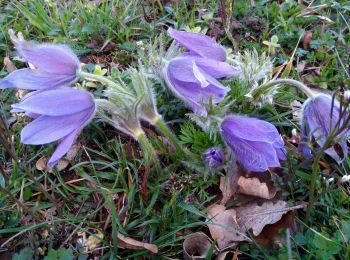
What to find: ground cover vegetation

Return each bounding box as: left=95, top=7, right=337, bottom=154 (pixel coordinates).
left=0, top=0, right=350, bottom=259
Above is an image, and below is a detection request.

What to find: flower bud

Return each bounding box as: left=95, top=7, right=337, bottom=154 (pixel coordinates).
left=203, top=147, right=224, bottom=169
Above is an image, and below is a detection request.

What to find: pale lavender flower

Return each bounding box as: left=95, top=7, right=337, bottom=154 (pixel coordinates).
left=0, top=30, right=80, bottom=90
left=203, top=147, right=224, bottom=169
left=12, top=87, right=95, bottom=167
left=299, top=94, right=349, bottom=162
left=166, top=28, right=239, bottom=116
left=167, top=28, right=227, bottom=61
left=221, top=115, right=286, bottom=172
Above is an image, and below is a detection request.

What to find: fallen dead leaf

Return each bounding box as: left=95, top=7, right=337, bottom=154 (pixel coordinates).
left=253, top=211, right=294, bottom=246
left=219, top=161, right=239, bottom=205
left=207, top=204, right=250, bottom=250
left=4, top=57, right=17, bottom=73
left=216, top=251, right=241, bottom=260
left=36, top=156, right=47, bottom=171
left=291, top=100, right=302, bottom=121
left=85, top=231, right=104, bottom=251
left=237, top=175, right=277, bottom=199
left=117, top=232, right=158, bottom=254
left=236, top=200, right=306, bottom=236
left=183, top=232, right=214, bottom=260
left=297, top=60, right=306, bottom=73
left=303, top=31, right=312, bottom=50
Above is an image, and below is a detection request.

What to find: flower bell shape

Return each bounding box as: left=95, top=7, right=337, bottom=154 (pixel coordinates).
left=299, top=94, right=349, bottom=162
left=12, top=87, right=95, bottom=167
left=203, top=147, right=224, bottom=169
left=166, top=28, right=240, bottom=116
left=221, top=115, right=286, bottom=172
left=0, top=30, right=80, bottom=90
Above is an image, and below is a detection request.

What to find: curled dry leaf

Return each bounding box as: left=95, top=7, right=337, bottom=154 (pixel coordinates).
left=117, top=232, right=158, bottom=254
left=85, top=231, right=104, bottom=251
left=35, top=143, right=81, bottom=172
left=36, top=156, right=47, bottom=171
left=207, top=204, right=250, bottom=250
left=207, top=201, right=305, bottom=248
left=236, top=200, right=306, bottom=236
left=219, top=161, right=239, bottom=205
left=237, top=175, right=277, bottom=199
left=183, top=232, right=214, bottom=260
left=303, top=31, right=312, bottom=50
left=4, top=57, right=17, bottom=73
left=216, top=251, right=241, bottom=260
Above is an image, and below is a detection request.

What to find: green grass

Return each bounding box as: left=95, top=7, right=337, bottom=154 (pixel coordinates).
left=0, top=0, right=350, bottom=259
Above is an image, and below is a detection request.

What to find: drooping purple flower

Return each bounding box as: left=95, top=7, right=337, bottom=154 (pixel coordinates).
left=298, top=94, right=349, bottom=162
left=166, top=28, right=239, bottom=116
left=12, top=87, right=95, bottom=167
left=0, top=30, right=80, bottom=90
left=221, top=115, right=286, bottom=172
left=203, top=147, right=224, bottom=169
left=166, top=56, right=232, bottom=116
left=167, top=28, right=227, bottom=61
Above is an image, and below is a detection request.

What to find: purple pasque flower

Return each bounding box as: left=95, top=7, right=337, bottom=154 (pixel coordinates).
left=166, top=56, right=232, bottom=116
left=167, top=28, right=227, bottom=61
left=166, top=28, right=239, bottom=116
left=12, top=87, right=95, bottom=167
left=298, top=94, right=349, bottom=162
left=0, top=30, right=80, bottom=90
left=203, top=147, right=225, bottom=169
left=221, top=115, right=286, bottom=172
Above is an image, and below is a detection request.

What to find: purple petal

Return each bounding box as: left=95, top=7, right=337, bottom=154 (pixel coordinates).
left=221, top=115, right=286, bottom=172
left=12, top=87, right=94, bottom=116
left=47, top=129, right=79, bottom=168
left=231, top=139, right=280, bottom=172
left=221, top=115, right=283, bottom=143
left=0, top=68, right=76, bottom=90
left=167, top=59, right=229, bottom=116
left=15, top=41, right=80, bottom=75
left=21, top=109, right=92, bottom=145
left=179, top=54, right=239, bottom=78
left=167, top=28, right=226, bottom=61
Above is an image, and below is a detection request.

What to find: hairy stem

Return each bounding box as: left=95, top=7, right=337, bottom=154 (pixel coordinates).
left=136, top=132, right=161, bottom=174
left=153, top=117, right=185, bottom=156
left=77, top=70, right=131, bottom=96
left=264, top=78, right=316, bottom=99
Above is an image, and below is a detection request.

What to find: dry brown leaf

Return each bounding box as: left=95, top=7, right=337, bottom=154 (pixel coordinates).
left=253, top=211, right=294, bottom=246
left=297, top=60, right=306, bottom=73
left=216, top=251, right=241, bottom=260
left=4, top=57, right=17, bottom=73
left=36, top=156, right=47, bottom=171
left=237, top=176, right=277, bottom=199
left=183, top=232, right=213, bottom=260
left=35, top=143, right=80, bottom=172
left=117, top=232, right=158, bottom=254
left=85, top=231, right=104, bottom=251
left=219, top=162, right=239, bottom=205
left=303, top=31, right=312, bottom=50
left=236, top=200, right=306, bottom=236
left=207, top=204, right=250, bottom=250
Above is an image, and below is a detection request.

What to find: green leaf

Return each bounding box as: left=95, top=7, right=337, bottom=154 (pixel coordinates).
left=12, top=247, right=34, bottom=260
left=44, top=248, right=74, bottom=260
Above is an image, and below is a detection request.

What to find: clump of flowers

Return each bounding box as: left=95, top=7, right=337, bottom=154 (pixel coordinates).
left=164, top=28, right=239, bottom=116
left=12, top=88, right=95, bottom=167
left=0, top=28, right=348, bottom=181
